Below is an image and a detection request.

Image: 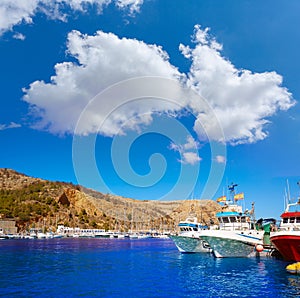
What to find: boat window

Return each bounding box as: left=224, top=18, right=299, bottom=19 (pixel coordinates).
left=241, top=217, right=246, bottom=223
left=222, top=217, right=229, bottom=223
left=193, top=228, right=197, bottom=231
left=296, top=217, right=300, bottom=223
left=229, top=217, right=237, bottom=223
left=290, top=217, right=296, bottom=224
left=283, top=218, right=288, bottom=224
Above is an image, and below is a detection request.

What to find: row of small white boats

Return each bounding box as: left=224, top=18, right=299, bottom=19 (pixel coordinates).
left=0, top=227, right=170, bottom=240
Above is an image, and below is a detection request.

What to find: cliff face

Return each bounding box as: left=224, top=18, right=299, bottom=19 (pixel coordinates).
left=0, top=168, right=221, bottom=232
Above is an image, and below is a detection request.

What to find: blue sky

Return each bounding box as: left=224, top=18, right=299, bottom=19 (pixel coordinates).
left=0, top=0, right=300, bottom=219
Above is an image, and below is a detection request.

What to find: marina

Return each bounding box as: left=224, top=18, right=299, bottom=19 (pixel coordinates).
left=1, top=183, right=300, bottom=297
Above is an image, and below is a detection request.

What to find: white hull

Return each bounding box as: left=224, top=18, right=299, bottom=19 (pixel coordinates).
left=169, top=235, right=211, bottom=253
left=200, top=230, right=263, bottom=258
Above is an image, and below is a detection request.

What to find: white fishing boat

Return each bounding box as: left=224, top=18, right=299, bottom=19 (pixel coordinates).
left=169, top=216, right=211, bottom=253
left=200, top=184, right=267, bottom=258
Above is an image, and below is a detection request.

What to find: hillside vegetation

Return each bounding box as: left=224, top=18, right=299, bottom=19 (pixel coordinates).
left=0, top=168, right=221, bottom=232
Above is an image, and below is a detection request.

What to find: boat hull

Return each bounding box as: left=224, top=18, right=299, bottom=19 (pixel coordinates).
left=271, top=232, right=300, bottom=261
left=200, top=230, right=263, bottom=258
left=169, top=235, right=211, bottom=253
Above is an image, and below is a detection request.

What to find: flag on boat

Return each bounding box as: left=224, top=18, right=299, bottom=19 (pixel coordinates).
left=216, top=195, right=227, bottom=202
left=234, top=192, right=244, bottom=201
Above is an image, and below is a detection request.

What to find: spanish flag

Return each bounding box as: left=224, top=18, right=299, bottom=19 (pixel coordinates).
left=234, top=192, right=244, bottom=201
left=216, top=195, right=227, bottom=202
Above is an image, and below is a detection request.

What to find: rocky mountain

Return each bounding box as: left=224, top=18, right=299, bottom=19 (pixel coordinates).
left=0, top=168, right=221, bottom=233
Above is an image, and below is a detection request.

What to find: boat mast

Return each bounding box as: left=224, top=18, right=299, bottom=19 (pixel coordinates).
left=287, top=179, right=291, bottom=204
left=297, top=181, right=300, bottom=203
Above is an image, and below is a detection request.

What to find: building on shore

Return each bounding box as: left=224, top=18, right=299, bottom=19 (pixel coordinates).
left=0, top=219, right=18, bottom=235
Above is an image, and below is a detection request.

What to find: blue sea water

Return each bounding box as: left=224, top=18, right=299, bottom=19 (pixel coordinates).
left=0, top=238, right=299, bottom=298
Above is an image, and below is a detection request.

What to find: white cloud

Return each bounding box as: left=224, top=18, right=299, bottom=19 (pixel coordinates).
left=23, top=25, right=295, bottom=146
left=13, top=32, right=26, bottom=40
left=23, top=30, right=181, bottom=135
left=116, top=0, right=144, bottom=14
left=170, top=136, right=201, bottom=165
left=170, top=135, right=199, bottom=151
left=180, top=25, right=295, bottom=145
left=0, top=0, right=143, bottom=36
left=0, top=122, right=21, bottom=131
left=215, top=155, right=226, bottom=164
left=181, top=152, right=201, bottom=165
left=0, top=0, right=38, bottom=35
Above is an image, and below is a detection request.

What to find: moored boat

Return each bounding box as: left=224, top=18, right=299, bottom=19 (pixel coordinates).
left=169, top=215, right=211, bottom=253
left=200, top=184, right=270, bottom=258
left=270, top=190, right=300, bottom=261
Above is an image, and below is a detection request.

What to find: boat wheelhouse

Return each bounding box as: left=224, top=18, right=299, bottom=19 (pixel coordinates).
left=170, top=215, right=211, bottom=253
left=200, top=183, right=267, bottom=258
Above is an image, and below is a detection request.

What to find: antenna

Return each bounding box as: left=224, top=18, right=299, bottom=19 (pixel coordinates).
left=287, top=179, right=291, bottom=203
left=297, top=181, right=300, bottom=203
left=284, top=187, right=288, bottom=210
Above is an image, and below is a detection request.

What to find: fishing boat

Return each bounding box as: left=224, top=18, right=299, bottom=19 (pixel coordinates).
left=270, top=189, right=300, bottom=261
left=200, top=184, right=268, bottom=258
left=169, top=215, right=211, bottom=253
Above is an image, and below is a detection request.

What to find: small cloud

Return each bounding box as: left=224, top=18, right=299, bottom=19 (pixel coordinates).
left=13, top=32, right=26, bottom=40
left=170, top=135, right=199, bottom=152
left=215, top=155, right=226, bottom=164
left=0, top=122, right=21, bottom=131
left=116, top=0, right=144, bottom=15
left=181, top=152, right=202, bottom=165
left=170, top=136, right=201, bottom=165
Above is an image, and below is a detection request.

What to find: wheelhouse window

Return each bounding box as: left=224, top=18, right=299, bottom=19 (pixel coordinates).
left=296, top=217, right=300, bottom=223
left=229, top=217, right=237, bottom=223
left=222, top=217, right=229, bottom=223
left=241, top=217, right=246, bottom=223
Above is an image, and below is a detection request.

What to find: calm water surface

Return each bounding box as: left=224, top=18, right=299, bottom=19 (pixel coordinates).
left=0, top=238, right=299, bottom=297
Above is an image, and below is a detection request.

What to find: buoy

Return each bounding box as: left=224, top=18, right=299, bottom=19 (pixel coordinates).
left=256, top=244, right=264, bottom=252
left=286, top=262, right=300, bottom=274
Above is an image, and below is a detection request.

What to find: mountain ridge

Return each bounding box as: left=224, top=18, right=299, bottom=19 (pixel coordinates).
left=0, top=168, right=221, bottom=232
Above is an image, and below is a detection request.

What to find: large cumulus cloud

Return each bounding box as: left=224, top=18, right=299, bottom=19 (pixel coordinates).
left=23, top=25, right=294, bottom=145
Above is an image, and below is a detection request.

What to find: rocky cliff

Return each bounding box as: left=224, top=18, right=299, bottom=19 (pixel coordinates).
left=0, top=168, right=221, bottom=232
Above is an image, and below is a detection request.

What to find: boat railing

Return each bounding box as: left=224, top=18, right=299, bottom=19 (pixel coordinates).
left=218, top=221, right=252, bottom=231
left=278, top=225, right=300, bottom=231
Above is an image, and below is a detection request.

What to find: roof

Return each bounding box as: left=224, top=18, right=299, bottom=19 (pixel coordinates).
left=281, top=211, right=300, bottom=218
left=216, top=211, right=243, bottom=217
